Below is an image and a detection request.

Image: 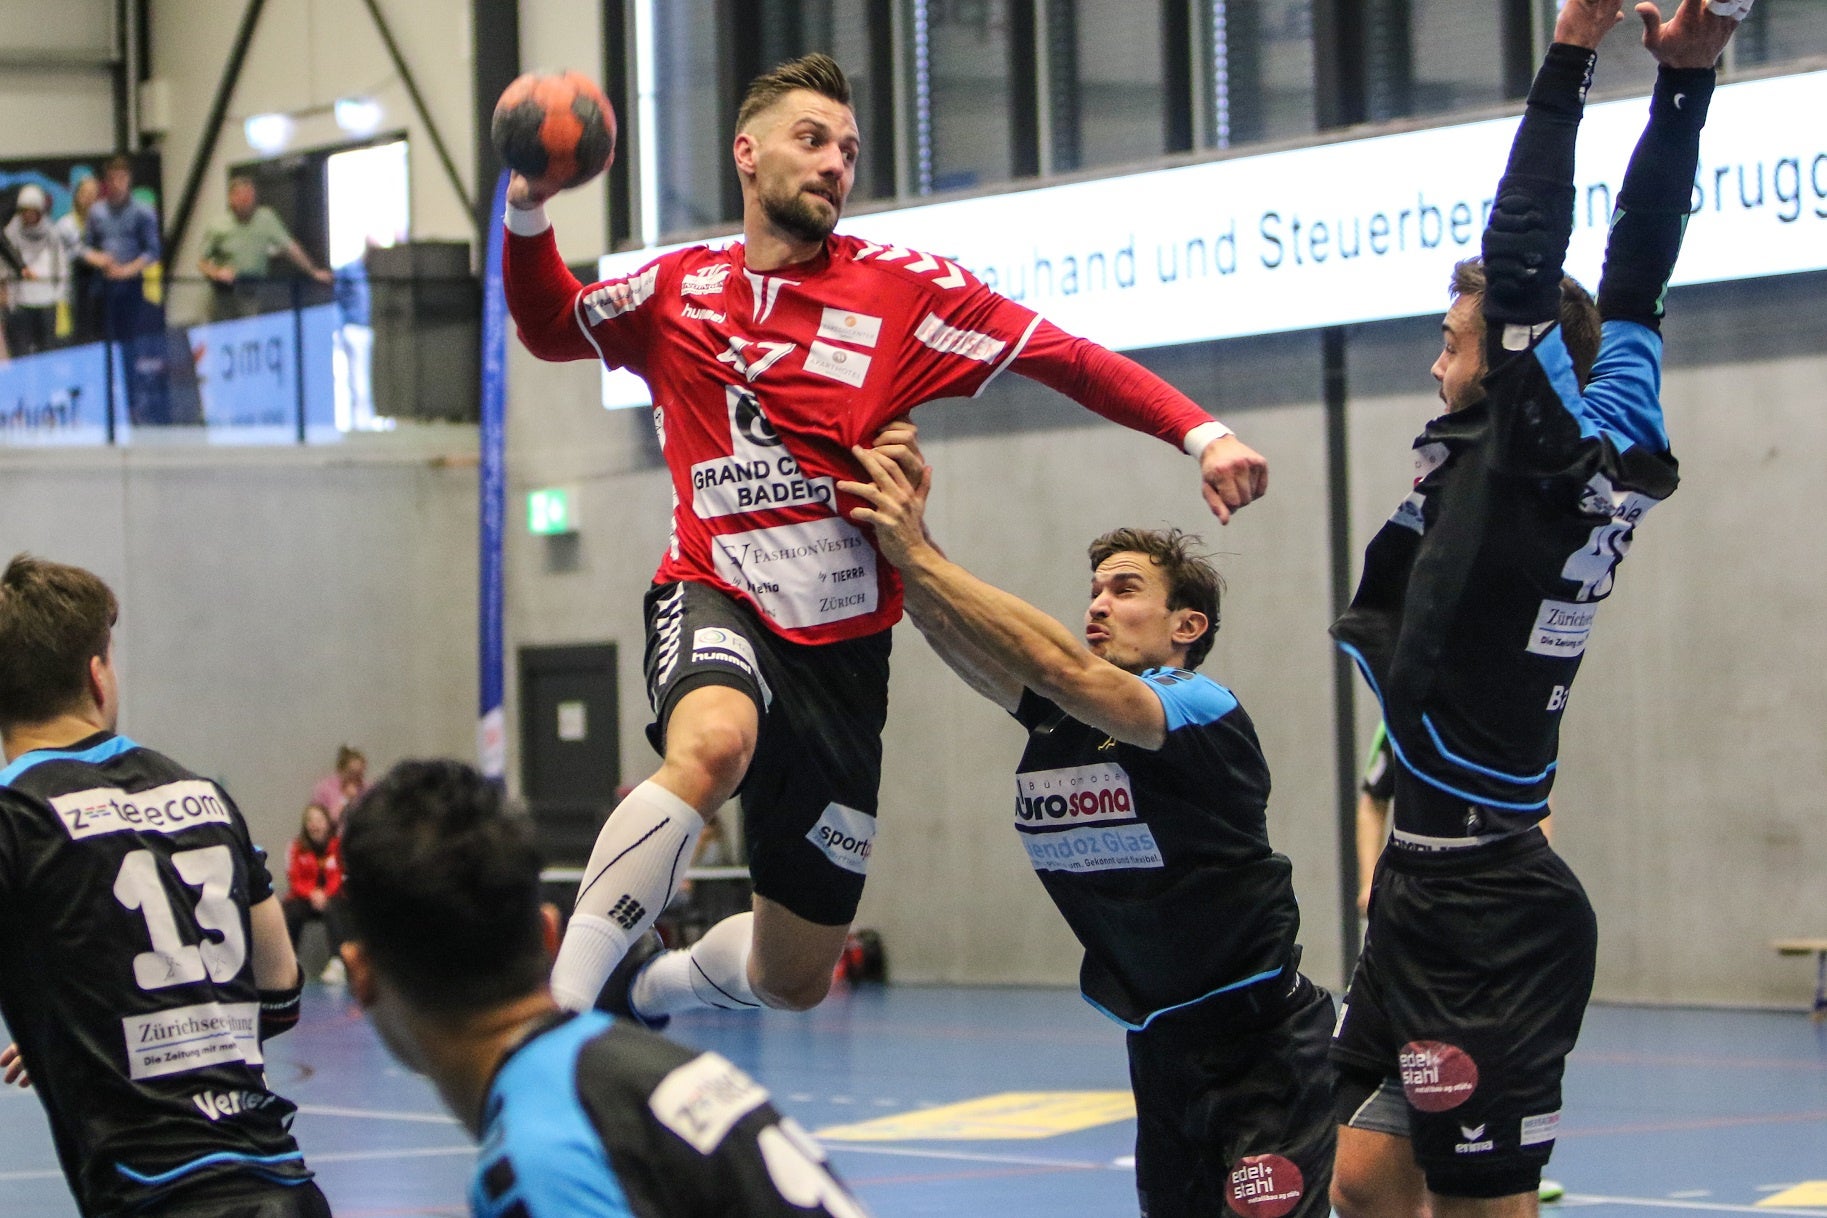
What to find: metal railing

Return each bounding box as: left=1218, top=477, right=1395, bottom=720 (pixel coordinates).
left=0, top=271, right=480, bottom=446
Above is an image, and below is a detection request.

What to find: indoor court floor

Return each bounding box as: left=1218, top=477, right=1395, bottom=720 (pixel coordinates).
left=2, top=984, right=1823, bottom=1217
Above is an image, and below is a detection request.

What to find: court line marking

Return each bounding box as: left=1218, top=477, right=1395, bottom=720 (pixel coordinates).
left=297, top=1104, right=461, bottom=1125
left=309, top=1146, right=473, bottom=1163
left=823, top=1144, right=1112, bottom=1170
left=1566, top=1110, right=1827, bottom=1138
left=1564, top=1194, right=1827, bottom=1216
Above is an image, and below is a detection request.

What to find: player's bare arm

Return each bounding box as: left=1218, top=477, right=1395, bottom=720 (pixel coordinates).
left=843, top=447, right=1170, bottom=748
left=249, top=896, right=302, bottom=992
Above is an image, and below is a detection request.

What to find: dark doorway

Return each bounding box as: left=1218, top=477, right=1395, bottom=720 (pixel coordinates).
left=518, top=643, right=621, bottom=865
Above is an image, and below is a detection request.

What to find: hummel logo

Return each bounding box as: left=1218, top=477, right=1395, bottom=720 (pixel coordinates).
left=1460, top=1124, right=1486, bottom=1141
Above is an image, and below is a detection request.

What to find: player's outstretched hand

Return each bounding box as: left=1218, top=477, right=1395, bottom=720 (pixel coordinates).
left=868, top=416, right=926, bottom=487
left=841, top=445, right=933, bottom=569
left=2, top=1042, right=31, bottom=1089
left=505, top=171, right=559, bottom=211
left=1198, top=434, right=1269, bottom=525
left=1637, top=0, right=1742, bottom=68
left=1556, top=0, right=1626, bottom=48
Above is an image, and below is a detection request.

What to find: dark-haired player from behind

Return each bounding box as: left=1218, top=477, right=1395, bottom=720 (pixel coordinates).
left=844, top=443, right=1333, bottom=1218
left=0, top=554, right=323, bottom=1217
left=338, top=759, right=872, bottom=1218
left=1328, top=3, right=1748, bottom=1215
left=503, top=51, right=1270, bottom=1024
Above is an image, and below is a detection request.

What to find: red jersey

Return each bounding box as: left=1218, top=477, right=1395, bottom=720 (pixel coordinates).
left=505, top=220, right=1218, bottom=645
left=285, top=836, right=342, bottom=900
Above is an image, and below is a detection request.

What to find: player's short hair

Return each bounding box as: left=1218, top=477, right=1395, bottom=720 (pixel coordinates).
left=1087, top=527, right=1223, bottom=670
left=0, top=554, right=118, bottom=732
left=104, top=155, right=132, bottom=177
left=1449, top=258, right=1601, bottom=387
left=736, top=52, right=852, bottom=133
left=340, top=760, right=548, bottom=1017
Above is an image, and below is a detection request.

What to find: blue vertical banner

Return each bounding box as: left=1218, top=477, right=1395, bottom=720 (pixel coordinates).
left=478, top=171, right=510, bottom=778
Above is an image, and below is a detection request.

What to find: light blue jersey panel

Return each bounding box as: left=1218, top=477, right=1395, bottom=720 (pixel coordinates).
left=473, top=1012, right=635, bottom=1218
left=1532, top=319, right=1667, bottom=455
left=1139, top=668, right=1239, bottom=733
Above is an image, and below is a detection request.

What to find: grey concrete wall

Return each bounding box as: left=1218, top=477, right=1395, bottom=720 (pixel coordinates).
left=501, top=269, right=1827, bottom=1007
left=0, top=435, right=480, bottom=862
left=0, top=0, right=114, bottom=157
left=149, top=0, right=483, bottom=274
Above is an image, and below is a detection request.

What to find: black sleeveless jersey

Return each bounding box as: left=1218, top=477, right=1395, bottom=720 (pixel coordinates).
left=1012, top=670, right=1302, bottom=1029
left=0, top=733, right=310, bottom=1215
left=1331, top=53, right=1711, bottom=835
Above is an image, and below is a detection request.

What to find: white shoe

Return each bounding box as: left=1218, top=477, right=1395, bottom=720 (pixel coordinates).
left=319, top=957, right=347, bottom=986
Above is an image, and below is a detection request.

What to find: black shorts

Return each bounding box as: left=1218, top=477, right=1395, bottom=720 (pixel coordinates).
left=1129, top=971, right=1337, bottom=1218
left=643, top=581, right=890, bottom=927
left=1331, top=829, right=1596, bottom=1198
left=139, top=1177, right=331, bottom=1218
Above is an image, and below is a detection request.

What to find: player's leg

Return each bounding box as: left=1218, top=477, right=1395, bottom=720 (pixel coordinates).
left=550, top=582, right=765, bottom=1011
left=1140, top=973, right=1337, bottom=1218
left=747, top=893, right=851, bottom=1009
left=624, top=625, right=889, bottom=1020
left=1333, top=1122, right=1428, bottom=1218
left=1372, top=801, right=1596, bottom=1218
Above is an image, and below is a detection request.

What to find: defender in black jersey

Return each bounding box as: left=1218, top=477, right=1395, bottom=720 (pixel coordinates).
left=1327, top=2, right=1748, bottom=1213
left=338, top=759, right=872, bottom=1218
left=0, top=555, right=324, bottom=1218
left=845, top=455, right=1333, bottom=1218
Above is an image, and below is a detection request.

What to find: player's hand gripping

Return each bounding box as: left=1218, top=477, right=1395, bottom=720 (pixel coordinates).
left=2, top=1042, right=31, bottom=1089
left=841, top=441, right=933, bottom=570
left=1556, top=0, right=1626, bottom=48
left=1637, top=0, right=1744, bottom=68
left=505, top=171, right=559, bottom=211
left=1199, top=434, right=1269, bottom=525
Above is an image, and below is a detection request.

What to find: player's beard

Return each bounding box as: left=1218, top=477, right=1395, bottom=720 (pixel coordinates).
left=762, top=183, right=839, bottom=244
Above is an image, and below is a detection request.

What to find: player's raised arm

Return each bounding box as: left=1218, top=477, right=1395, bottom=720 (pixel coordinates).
left=843, top=446, right=1172, bottom=748
left=1598, top=0, right=1741, bottom=328
left=1010, top=322, right=1267, bottom=523
left=1481, top=1, right=1624, bottom=342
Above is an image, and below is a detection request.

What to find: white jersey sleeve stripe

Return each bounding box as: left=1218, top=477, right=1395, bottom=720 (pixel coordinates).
left=972, top=314, right=1043, bottom=400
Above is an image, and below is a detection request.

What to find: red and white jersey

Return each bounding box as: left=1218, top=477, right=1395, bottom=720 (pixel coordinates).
left=506, top=223, right=1217, bottom=645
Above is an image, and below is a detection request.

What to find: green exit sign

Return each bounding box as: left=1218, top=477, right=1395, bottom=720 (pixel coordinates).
left=527, top=487, right=578, bottom=535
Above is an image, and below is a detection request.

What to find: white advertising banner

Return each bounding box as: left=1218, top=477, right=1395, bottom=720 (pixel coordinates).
left=598, top=69, right=1827, bottom=409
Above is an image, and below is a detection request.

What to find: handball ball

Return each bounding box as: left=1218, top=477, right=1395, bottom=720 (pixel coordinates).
left=491, top=70, right=617, bottom=193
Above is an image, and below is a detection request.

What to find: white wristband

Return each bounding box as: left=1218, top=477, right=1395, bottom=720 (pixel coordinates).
left=1706, top=0, right=1753, bottom=18
left=503, top=203, right=552, bottom=238
left=1183, top=420, right=1234, bottom=459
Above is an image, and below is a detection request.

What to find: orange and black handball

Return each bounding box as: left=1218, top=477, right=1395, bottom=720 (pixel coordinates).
left=491, top=70, right=618, bottom=194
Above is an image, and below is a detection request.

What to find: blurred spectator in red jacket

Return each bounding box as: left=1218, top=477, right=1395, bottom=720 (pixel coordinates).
left=283, top=802, right=349, bottom=984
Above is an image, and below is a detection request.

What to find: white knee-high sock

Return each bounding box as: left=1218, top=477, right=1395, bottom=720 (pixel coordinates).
left=629, top=912, right=761, bottom=1018
left=549, top=780, right=704, bottom=1011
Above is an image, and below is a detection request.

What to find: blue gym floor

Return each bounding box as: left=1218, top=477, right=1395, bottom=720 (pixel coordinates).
left=2, top=986, right=1823, bottom=1217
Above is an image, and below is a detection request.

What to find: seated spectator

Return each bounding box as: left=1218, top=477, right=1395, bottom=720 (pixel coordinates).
left=283, top=802, right=350, bottom=984
left=312, top=744, right=368, bottom=825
